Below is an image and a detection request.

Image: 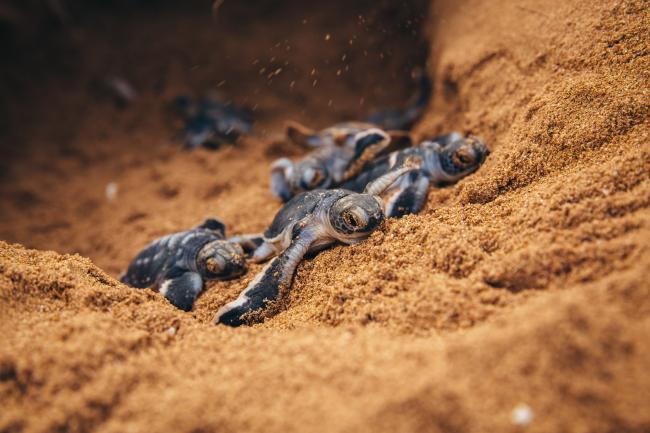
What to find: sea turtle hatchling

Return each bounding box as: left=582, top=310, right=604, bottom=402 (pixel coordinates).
left=340, top=132, right=490, bottom=217
left=121, top=218, right=247, bottom=311
left=215, top=158, right=420, bottom=327
left=174, top=95, right=253, bottom=149
left=271, top=123, right=412, bottom=202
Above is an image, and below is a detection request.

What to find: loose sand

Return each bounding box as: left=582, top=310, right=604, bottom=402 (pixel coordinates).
left=1, top=0, right=649, bottom=432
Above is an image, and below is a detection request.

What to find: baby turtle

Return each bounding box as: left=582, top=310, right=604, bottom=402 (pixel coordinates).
left=174, top=95, right=253, bottom=149
left=215, top=159, right=420, bottom=327
left=271, top=123, right=412, bottom=201
left=121, top=218, right=246, bottom=311
left=365, top=68, right=432, bottom=131
left=340, top=132, right=490, bottom=217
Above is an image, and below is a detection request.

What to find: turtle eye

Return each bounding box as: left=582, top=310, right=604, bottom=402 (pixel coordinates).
left=342, top=210, right=360, bottom=228
left=452, top=147, right=475, bottom=168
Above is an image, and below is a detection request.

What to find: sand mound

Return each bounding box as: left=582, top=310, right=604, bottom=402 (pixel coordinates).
left=1, top=0, right=649, bottom=432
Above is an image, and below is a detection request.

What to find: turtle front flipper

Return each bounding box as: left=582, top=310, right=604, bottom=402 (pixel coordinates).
left=228, top=233, right=265, bottom=254
left=363, top=156, right=423, bottom=196
left=195, top=218, right=226, bottom=236
left=430, top=132, right=463, bottom=149
left=384, top=170, right=430, bottom=218
left=341, top=129, right=391, bottom=182
left=214, top=228, right=318, bottom=327
left=270, top=158, right=295, bottom=202
left=286, top=121, right=318, bottom=147
left=158, top=268, right=204, bottom=311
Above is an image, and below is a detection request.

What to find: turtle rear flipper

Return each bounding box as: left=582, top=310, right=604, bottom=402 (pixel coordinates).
left=159, top=269, right=204, bottom=311
left=214, top=228, right=318, bottom=326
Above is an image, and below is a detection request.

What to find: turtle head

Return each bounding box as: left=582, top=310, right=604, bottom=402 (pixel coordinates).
left=328, top=193, right=384, bottom=244
left=197, top=240, right=247, bottom=280
left=270, top=158, right=330, bottom=202
left=436, top=135, right=490, bottom=181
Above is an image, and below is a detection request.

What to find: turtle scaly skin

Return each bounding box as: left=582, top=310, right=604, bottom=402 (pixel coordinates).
left=121, top=218, right=246, bottom=311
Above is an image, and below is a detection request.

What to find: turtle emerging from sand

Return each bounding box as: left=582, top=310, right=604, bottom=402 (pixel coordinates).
left=121, top=218, right=247, bottom=311
left=216, top=159, right=420, bottom=327
left=340, top=132, right=491, bottom=217
left=174, top=95, right=253, bottom=149
left=269, top=70, right=431, bottom=201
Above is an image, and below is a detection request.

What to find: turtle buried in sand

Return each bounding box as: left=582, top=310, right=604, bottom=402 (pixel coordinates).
left=340, top=132, right=491, bottom=217
left=174, top=95, right=253, bottom=149
left=215, top=158, right=420, bottom=327
left=121, top=218, right=246, bottom=311
left=271, top=123, right=412, bottom=201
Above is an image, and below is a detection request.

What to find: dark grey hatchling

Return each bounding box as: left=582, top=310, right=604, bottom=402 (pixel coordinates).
left=216, top=159, right=420, bottom=327
left=340, top=132, right=491, bottom=217
left=121, top=218, right=247, bottom=311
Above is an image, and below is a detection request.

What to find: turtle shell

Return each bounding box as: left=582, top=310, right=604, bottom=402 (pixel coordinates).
left=264, top=190, right=334, bottom=239
left=122, top=229, right=220, bottom=288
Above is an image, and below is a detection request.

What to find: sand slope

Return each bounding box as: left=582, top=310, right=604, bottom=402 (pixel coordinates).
left=1, top=0, right=649, bottom=432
